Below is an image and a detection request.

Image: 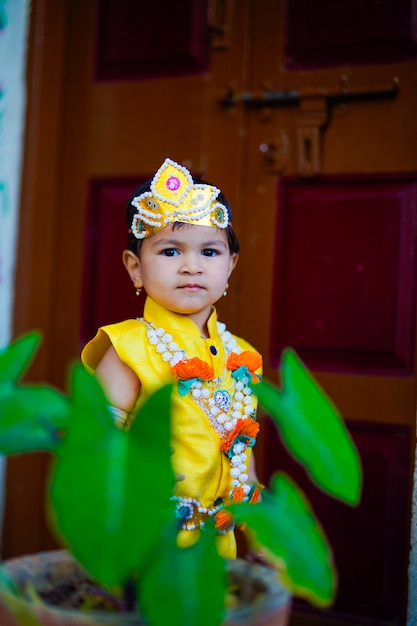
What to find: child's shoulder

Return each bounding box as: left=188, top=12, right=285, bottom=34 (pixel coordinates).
left=101, top=318, right=142, bottom=335
left=89, top=318, right=141, bottom=343
left=82, top=319, right=145, bottom=372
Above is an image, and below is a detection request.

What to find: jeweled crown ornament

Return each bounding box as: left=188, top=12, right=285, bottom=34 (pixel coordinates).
left=130, top=158, right=230, bottom=239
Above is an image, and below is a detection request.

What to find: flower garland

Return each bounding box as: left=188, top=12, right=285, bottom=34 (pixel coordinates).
left=141, top=318, right=262, bottom=532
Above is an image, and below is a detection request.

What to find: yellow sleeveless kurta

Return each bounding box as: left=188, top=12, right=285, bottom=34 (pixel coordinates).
left=81, top=297, right=261, bottom=558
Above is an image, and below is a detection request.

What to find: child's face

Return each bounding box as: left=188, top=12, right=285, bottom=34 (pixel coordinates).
left=132, top=224, right=237, bottom=327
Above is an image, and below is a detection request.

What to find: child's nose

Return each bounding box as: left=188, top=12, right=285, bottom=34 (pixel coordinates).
left=180, top=253, right=202, bottom=274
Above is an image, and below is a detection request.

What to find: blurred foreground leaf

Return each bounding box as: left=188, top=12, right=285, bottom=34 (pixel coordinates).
left=0, top=387, right=69, bottom=455
left=139, top=517, right=226, bottom=626
left=50, top=366, right=175, bottom=587
left=256, top=349, right=362, bottom=504
left=0, top=332, right=40, bottom=385
left=0, top=333, right=69, bottom=455
left=230, top=473, right=335, bottom=607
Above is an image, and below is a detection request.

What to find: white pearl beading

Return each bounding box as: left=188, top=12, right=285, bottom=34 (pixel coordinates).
left=141, top=318, right=258, bottom=501
left=130, top=159, right=230, bottom=238
left=143, top=319, right=240, bottom=369
left=190, top=379, right=255, bottom=436
left=170, top=495, right=223, bottom=531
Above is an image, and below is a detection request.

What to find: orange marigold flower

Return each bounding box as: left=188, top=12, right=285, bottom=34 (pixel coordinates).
left=215, top=510, right=233, bottom=531
left=220, top=418, right=260, bottom=454
left=171, top=357, right=214, bottom=381
left=227, top=351, right=262, bottom=374
left=249, top=485, right=264, bottom=504
left=232, top=487, right=245, bottom=502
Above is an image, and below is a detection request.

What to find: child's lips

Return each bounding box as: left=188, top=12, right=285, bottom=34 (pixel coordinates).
left=179, top=283, right=204, bottom=291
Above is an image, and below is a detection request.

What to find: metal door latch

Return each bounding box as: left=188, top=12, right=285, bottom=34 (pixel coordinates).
left=221, top=76, right=399, bottom=176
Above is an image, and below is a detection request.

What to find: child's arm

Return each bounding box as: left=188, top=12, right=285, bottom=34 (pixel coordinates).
left=97, top=347, right=185, bottom=485
left=96, top=345, right=140, bottom=413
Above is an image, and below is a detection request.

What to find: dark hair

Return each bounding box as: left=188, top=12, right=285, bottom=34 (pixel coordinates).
left=126, top=177, right=240, bottom=257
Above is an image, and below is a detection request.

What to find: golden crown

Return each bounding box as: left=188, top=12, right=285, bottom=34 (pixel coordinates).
left=130, top=158, right=230, bottom=239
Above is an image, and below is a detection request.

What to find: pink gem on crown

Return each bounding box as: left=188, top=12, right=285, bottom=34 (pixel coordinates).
left=166, top=176, right=181, bottom=191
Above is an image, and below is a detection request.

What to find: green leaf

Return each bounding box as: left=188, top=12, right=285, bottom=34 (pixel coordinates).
left=0, top=386, right=69, bottom=455
left=257, top=349, right=362, bottom=504
left=0, top=332, right=40, bottom=385
left=138, top=517, right=226, bottom=626
left=230, top=473, right=336, bottom=607
left=0, top=331, right=68, bottom=455
left=50, top=366, right=175, bottom=588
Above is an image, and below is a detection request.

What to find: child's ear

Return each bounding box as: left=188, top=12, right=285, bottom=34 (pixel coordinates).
left=122, top=250, right=143, bottom=288
left=228, top=253, right=239, bottom=277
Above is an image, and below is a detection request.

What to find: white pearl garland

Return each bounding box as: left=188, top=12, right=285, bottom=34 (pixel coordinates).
left=146, top=325, right=186, bottom=366
left=141, top=318, right=258, bottom=502
left=170, top=495, right=224, bottom=531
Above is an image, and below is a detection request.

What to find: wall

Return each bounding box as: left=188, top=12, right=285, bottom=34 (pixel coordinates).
left=0, top=0, right=29, bottom=547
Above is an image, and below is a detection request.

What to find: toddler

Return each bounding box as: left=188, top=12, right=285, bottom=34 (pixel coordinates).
left=82, top=158, right=263, bottom=558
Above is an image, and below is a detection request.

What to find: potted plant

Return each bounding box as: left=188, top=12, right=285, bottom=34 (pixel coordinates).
left=0, top=332, right=361, bottom=625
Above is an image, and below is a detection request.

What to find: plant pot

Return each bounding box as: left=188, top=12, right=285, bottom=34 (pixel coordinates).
left=1, top=550, right=290, bottom=626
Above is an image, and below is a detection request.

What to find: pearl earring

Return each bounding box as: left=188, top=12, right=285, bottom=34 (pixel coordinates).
left=135, top=285, right=142, bottom=297
left=223, top=283, right=229, bottom=297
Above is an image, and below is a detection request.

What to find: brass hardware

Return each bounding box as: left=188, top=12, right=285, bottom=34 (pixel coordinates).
left=220, top=78, right=399, bottom=108
left=221, top=77, right=399, bottom=177
left=259, top=131, right=290, bottom=173
left=296, top=98, right=328, bottom=177
left=208, top=0, right=234, bottom=51
left=221, top=89, right=299, bottom=108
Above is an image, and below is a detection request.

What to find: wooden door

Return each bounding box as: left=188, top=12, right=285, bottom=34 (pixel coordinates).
left=5, top=1, right=417, bottom=625
left=4, top=0, right=246, bottom=556
left=5, top=0, right=254, bottom=558
left=232, top=2, right=417, bottom=626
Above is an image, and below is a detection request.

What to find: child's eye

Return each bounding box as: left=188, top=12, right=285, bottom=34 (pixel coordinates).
left=161, top=248, right=179, bottom=257
left=202, top=249, right=219, bottom=257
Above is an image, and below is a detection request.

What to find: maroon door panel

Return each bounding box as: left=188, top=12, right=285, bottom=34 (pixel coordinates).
left=285, top=0, right=417, bottom=69
left=95, top=0, right=209, bottom=80
left=270, top=175, right=417, bottom=375
left=262, top=419, right=411, bottom=624
left=80, top=179, right=146, bottom=347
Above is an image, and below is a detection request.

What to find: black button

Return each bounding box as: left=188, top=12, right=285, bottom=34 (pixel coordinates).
left=210, top=345, right=217, bottom=355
